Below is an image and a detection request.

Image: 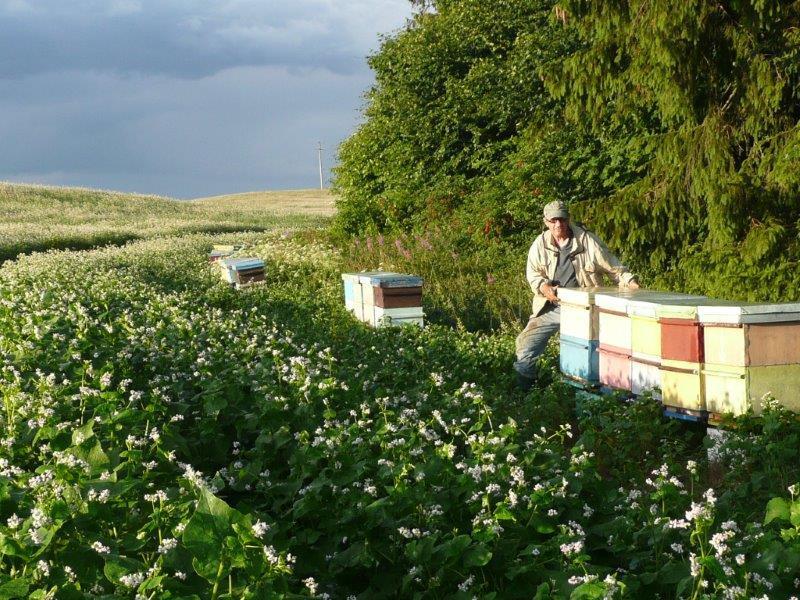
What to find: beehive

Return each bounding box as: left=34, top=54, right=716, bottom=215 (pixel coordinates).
left=219, top=257, right=265, bottom=286
left=342, top=272, right=424, bottom=327
left=698, top=303, right=800, bottom=415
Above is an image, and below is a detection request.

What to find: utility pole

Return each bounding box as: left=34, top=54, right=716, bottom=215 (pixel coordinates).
left=317, top=141, right=325, bottom=190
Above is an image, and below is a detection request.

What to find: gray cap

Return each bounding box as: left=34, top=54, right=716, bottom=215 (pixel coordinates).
left=543, top=200, right=569, bottom=220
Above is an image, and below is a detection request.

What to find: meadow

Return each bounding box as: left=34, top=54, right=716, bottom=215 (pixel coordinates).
left=0, top=183, right=332, bottom=263
left=2, top=185, right=800, bottom=598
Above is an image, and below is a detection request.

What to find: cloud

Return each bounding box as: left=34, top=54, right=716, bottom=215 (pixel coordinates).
left=0, top=64, right=376, bottom=197
left=0, top=0, right=413, bottom=197
left=0, top=0, right=410, bottom=79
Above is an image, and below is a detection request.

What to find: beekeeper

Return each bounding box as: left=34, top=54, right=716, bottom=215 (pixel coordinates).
left=515, top=200, right=639, bottom=389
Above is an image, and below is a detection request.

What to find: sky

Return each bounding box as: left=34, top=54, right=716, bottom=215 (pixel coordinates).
left=0, top=0, right=413, bottom=198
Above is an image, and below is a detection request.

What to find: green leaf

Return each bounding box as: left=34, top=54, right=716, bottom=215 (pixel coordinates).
left=462, top=544, right=492, bottom=568
left=790, top=500, right=800, bottom=527
left=182, top=487, right=244, bottom=581
left=570, top=582, right=605, bottom=599
left=493, top=505, right=516, bottom=522
left=765, top=497, right=791, bottom=524
left=103, top=555, right=145, bottom=585
left=0, top=578, right=29, bottom=600
left=533, top=582, right=551, bottom=600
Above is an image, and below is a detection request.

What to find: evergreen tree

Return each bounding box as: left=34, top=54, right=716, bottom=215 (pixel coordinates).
left=549, top=0, right=800, bottom=298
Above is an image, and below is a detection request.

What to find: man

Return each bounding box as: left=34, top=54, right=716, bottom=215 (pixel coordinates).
left=514, top=200, right=639, bottom=389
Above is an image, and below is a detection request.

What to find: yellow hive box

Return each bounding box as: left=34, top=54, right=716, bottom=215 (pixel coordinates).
left=703, top=363, right=800, bottom=416
left=629, top=296, right=705, bottom=358
left=660, top=358, right=704, bottom=411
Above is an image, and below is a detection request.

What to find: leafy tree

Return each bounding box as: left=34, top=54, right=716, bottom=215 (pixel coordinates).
left=336, top=0, right=624, bottom=238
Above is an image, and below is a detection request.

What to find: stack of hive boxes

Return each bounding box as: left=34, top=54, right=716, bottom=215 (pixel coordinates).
left=219, top=257, right=266, bottom=288
left=698, top=303, right=800, bottom=417
left=558, top=288, right=800, bottom=419
left=596, top=291, right=707, bottom=393
left=558, top=287, right=602, bottom=384
left=657, top=301, right=711, bottom=414
left=595, top=290, right=650, bottom=391
left=341, top=272, right=424, bottom=327
left=628, top=295, right=706, bottom=397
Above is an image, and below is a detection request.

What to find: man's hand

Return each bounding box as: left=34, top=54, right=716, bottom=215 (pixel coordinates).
left=540, top=282, right=560, bottom=303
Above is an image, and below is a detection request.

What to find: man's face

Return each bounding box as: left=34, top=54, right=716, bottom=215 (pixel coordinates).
left=545, top=216, right=570, bottom=238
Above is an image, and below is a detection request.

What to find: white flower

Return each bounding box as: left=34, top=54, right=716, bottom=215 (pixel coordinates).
left=119, top=572, right=146, bottom=588
left=174, top=571, right=187, bottom=580
left=91, top=541, right=111, bottom=554
left=303, top=576, right=318, bottom=595
left=252, top=520, right=270, bottom=539
left=37, top=560, right=50, bottom=577
left=6, top=514, right=21, bottom=529
left=158, top=538, right=178, bottom=554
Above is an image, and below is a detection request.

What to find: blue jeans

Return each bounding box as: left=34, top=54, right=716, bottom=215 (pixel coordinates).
left=514, top=305, right=560, bottom=379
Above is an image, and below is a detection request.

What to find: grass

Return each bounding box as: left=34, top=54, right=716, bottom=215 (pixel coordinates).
left=0, top=182, right=335, bottom=262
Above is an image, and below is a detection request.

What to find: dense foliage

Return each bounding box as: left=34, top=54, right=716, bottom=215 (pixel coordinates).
left=333, top=0, right=646, bottom=240
left=4, top=232, right=800, bottom=598
left=334, top=0, right=800, bottom=302
left=553, top=0, right=800, bottom=299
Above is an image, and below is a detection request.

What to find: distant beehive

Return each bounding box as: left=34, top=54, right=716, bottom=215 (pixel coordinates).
left=342, top=272, right=424, bottom=328
left=208, top=244, right=243, bottom=262
left=219, top=257, right=265, bottom=288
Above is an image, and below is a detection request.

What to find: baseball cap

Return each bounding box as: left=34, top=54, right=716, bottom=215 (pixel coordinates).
left=543, top=200, right=569, bottom=220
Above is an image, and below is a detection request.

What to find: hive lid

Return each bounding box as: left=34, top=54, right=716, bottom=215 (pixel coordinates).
left=220, top=257, right=264, bottom=270
left=556, top=286, right=620, bottom=306
left=357, top=272, right=423, bottom=288
left=656, top=298, right=723, bottom=320
left=628, top=295, right=707, bottom=319
left=697, top=302, right=800, bottom=324
left=594, top=289, right=688, bottom=313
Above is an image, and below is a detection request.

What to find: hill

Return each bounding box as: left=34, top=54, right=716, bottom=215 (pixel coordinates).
left=0, top=182, right=335, bottom=262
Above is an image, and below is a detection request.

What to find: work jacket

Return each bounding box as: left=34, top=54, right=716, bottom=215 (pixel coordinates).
left=526, top=224, right=636, bottom=317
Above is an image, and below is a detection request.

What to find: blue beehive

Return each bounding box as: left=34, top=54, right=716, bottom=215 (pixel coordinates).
left=560, top=334, right=600, bottom=383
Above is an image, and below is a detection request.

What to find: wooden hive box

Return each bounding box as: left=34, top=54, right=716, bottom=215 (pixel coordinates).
left=356, top=272, right=424, bottom=328
left=660, top=358, right=704, bottom=411
left=557, top=287, right=609, bottom=341
left=219, top=257, right=264, bottom=285
left=702, top=363, right=800, bottom=416
left=697, top=303, right=800, bottom=367
left=628, top=295, right=705, bottom=398
left=698, top=302, right=800, bottom=416
left=560, top=334, right=600, bottom=383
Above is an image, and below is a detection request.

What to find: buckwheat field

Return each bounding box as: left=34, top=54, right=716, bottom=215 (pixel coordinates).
left=3, top=184, right=800, bottom=599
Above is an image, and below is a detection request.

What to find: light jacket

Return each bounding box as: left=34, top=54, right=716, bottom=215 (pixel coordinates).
left=526, top=224, right=636, bottom=317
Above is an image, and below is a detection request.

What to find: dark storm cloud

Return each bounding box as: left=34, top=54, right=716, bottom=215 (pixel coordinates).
left=0, top=0, right=407, bottom=78
left=0, top=0, right=412, bottom=197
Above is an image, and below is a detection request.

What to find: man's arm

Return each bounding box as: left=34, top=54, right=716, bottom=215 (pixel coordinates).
left=526, top=240, right=560, bottom=302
